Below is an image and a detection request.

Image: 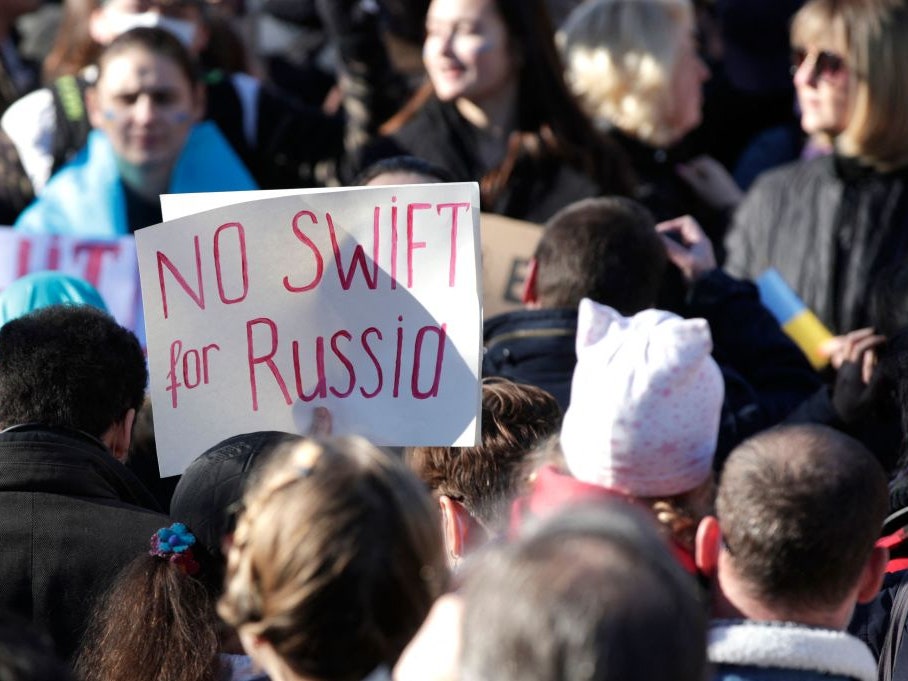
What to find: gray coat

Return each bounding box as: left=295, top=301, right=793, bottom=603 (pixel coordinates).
left=724, top=154, right=908, bottom=333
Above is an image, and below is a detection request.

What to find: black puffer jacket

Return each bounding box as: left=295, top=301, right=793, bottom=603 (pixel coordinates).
left=725, top=154, right=908, bottom=333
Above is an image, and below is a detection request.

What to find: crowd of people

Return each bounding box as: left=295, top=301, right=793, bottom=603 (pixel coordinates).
left=3, top=0, right=908, bottom=680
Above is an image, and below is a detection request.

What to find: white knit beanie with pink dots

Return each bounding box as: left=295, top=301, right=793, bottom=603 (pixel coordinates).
left=560, top=298, right=724, bottom=497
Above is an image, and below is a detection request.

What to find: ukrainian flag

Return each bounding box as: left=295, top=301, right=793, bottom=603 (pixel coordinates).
left=756, top=269, right=833, bottom=370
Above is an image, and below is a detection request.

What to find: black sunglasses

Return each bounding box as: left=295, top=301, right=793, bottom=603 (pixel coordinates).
left=790, top=47, right=847, bottom=80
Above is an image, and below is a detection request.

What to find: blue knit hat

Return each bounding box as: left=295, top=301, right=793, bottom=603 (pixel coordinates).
left=0, top=271, right=107, bottom=327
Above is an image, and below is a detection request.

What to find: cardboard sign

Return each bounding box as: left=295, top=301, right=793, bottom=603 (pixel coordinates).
left=138, top=184, right=483, bottom=476
left=479, top=213, right=542, bottom=318
left=0, top=230, right=141, bottom=334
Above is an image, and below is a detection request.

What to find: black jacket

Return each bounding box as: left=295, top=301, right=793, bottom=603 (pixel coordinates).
left=613, top=131, right=731, bottom=259
left=851, top=570, right=908, bottom=681
left=483, top=307, right=578, bottom=409
left=0, top=425, right=168, bottom=660
left=366, top=96, right=607, bottom=223
left=725, top=154, right=908, bottom=332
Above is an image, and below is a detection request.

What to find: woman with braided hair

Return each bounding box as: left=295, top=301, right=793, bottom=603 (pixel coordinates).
left=219, top=437, right=447, bottom=681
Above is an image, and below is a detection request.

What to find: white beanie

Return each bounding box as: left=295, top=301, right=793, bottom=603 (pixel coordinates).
left=560, top=299, right=724, bottom=497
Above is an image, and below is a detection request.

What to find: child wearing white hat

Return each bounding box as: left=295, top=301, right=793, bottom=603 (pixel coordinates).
left=560, top=298, right=725, bottom=572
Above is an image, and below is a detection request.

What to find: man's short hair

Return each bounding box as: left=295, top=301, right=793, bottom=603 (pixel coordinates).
left=717, top=424, right=889, bottom=611
left=459, top=502, right=707, bottom=681
left=0, top=305, right=147, bottom=437
left=534, top=196, right=667, bottom=313
left=407, top=378, right=562, bottom=532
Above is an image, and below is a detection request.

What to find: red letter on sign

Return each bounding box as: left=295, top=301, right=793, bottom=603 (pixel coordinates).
left=157, top=236, right=204, bottom=319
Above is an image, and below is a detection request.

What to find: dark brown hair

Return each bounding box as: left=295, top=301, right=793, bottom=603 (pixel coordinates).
left=42, top=0, right=103, bottom=82
left=74, top=550, right=221, bottom=681
left=535, top=196, right=667, bottom=312
left=98, top=26, right=200, bottom=87
left=0, top=305, right=146, bottom=437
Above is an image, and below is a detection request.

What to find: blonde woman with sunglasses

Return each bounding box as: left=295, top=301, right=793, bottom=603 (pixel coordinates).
left=724, top=0, right=908, bottom=335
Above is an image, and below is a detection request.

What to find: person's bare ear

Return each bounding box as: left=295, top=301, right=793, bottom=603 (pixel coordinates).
left=856, top=545, right=889, bottom=604
left=521, top=258, right=539, bottom=307
left=238, top=626, right=285, bottom=678
left=102, top=407, right=136, bottom=463
left=438, top=495, right=471, bottom=566
left=695, top=515, right=721, bottom=577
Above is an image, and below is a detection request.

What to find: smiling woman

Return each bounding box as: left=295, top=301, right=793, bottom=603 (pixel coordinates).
left=366, top=0, right=635, bottom=223
left=422, top=0, right=516, bottom=128
left=13, top=26, right=256, bottom=236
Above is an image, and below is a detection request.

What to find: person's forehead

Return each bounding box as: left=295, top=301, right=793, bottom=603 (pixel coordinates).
left=427, top=0, right=499, bottom=24
left=792, top=14, right=848, bottom=53
left=97, top=50, right=188, bottom=93
left=102, top=0, right=203, bottom=12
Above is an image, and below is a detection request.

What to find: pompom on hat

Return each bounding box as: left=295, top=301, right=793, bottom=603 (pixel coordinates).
left=561, top=299, right=724, bottom=497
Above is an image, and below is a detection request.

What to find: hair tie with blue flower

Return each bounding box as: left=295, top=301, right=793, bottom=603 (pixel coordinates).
left=149, top=523, right=201, bottom=576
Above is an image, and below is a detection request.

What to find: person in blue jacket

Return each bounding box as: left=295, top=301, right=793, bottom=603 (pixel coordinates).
left=14, top=26, right=256, bottom=236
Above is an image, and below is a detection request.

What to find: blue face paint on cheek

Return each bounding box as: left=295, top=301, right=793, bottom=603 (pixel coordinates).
left=170, top=111, right=191, bottom=123
left=103, top=109, right=118, bottom=121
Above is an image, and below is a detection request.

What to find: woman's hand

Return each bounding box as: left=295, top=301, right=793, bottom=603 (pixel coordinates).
left=656, top=215, right=717, bottom=283
left=821, top=328, right=888, bottom=423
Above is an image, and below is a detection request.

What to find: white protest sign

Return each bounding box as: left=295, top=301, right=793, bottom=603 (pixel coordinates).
left=138, top=183, right=483, bottom=476
left=0, top=230, right=141, bottom=333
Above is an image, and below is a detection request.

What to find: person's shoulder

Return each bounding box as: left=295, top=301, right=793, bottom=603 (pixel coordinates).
left=1, top=87, right=56, bottom=157
left=743, top=156, right=835, bottom=208
left=393, top=96, right=456, bottom=143
left=14, top=132, right=119, bottom=235
left=484, top=308, right=578, bottom=342
left=2, top=86, right=60, bottom=193
left=1, top=86, right=55, bottom=134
